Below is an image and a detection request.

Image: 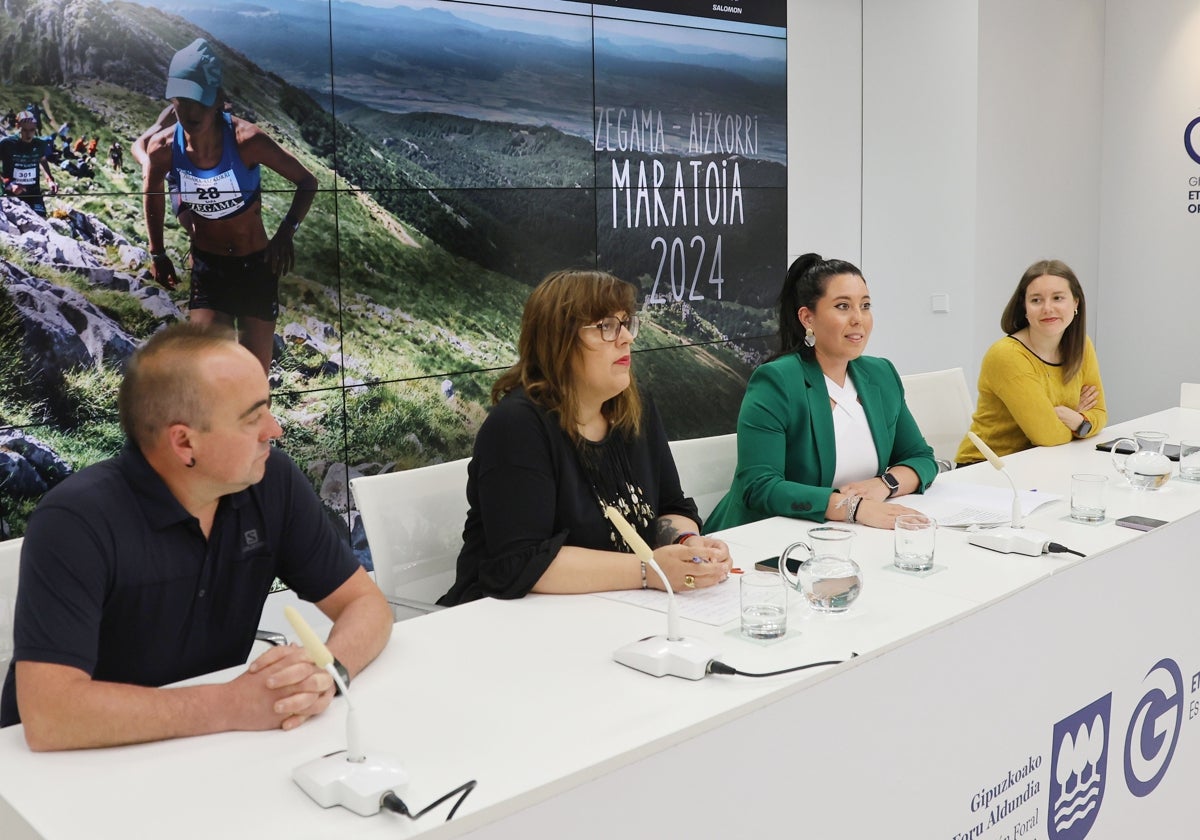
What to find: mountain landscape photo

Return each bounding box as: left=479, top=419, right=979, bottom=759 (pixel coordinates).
left=0, top=0, right=787, bottom=545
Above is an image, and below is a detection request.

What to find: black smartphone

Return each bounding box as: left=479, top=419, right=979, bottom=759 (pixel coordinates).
left=754, top=556, right=801, bottom=574
left=1095, top=439, right=1181, bottom=461
left=1114, top=515, right=1168, bottom=531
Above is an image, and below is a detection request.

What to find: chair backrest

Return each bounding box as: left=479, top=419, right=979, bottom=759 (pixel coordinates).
left=899, top=367, right=975, bottom=464
left=1181, top=383, right=1200, bottom=409
left=0, top=538, right=23, bottom=676
left=668, top=433, right=738, bottom=524
left=350, top=459, right=469, bottom=612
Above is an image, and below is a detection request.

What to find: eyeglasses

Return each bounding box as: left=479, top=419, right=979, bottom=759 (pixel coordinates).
left=581, top=314, right=640, bottom=341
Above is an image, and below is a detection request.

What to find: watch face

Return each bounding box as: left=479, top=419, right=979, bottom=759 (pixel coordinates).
left=882, top=472, right=900, bottom=495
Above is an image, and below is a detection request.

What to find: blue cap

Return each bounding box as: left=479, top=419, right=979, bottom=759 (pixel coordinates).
left=165, top=39, right=222, bottom=107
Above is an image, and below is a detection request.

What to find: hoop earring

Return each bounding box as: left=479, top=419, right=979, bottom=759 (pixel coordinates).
left=804, top=328, right=816, bottom=348
left=186, top=457, right=196, bottom=468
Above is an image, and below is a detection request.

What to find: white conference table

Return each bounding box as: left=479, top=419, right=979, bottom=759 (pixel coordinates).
left=2, top=407, right=1198, bottom=839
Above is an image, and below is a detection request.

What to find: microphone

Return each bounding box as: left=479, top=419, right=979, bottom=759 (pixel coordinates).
left=283, top=606, right=408, bottom=816
left=604, top=506, right=718, bottom=680
left=964, top=433, right=1051, bottom=557
left=285, top=606, right=362, bottom=760
left=967, top=431, right=1022, bottom=528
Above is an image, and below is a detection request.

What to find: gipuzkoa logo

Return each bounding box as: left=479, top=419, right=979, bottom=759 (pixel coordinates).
left=1123, top=658, right=1183, bottom=797
left=1186, top=115, right=1200, bottom=165
left=1049, top=694, right=1110, bottom=840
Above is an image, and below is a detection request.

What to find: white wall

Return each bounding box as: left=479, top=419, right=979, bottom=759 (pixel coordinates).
left=1098, top=0, right=1200, bottom=421
left=860, top=0, right=979, bottom=378
left=974, top=0, right=1106, bottom=387
left=789, top=0, right=1194, bottom=425
left=859, top=0, right=1107, bottom=387
left=786, top=0, right=863, bottom=265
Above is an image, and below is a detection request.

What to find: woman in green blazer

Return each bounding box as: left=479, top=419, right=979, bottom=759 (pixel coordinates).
left=706, top=254, right=937, bottom=532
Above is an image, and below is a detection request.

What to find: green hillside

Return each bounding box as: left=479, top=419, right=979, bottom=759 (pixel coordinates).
left=0, top=0, right=762, bottom=536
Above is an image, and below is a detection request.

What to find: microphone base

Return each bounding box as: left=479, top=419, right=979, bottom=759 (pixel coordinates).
left=969, top=527, right=1051, bottom=557
left=613, top=635, right=719, bottom=680
left=293, top=750, right=409, bottom=816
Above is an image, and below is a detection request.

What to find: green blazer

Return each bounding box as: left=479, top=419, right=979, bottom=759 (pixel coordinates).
left=705, top=353, right=937, bottom=532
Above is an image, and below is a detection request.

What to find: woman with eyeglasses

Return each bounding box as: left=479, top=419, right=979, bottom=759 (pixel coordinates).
left=706, top=253, right=938, bottom=532
left=438, top=269, right=732, bottom=606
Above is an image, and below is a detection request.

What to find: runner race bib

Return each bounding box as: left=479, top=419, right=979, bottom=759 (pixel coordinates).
left=12, top=164, right=37, bottom=185
left=177, top=169, right=247, bottom=219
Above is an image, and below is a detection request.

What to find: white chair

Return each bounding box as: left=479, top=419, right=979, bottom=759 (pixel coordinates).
left=899, top=367, right=974, bottom=468
left=350, top=460, right=469, bottom=620
left=0, top=538, right=22, bottom=678
left=669, top=433, right=738, bottom=524
left=1181, top=383, right=1200, bottom=409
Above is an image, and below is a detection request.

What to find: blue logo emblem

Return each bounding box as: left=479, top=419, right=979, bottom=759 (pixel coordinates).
left=1123, top=658, right=1183, bottom=797
left=1049, top=694, right=1110, bottom=840
left=1186, top=116, right=1200, bottom=165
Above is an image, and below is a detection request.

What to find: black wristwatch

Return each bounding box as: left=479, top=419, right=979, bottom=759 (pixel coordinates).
left=880, top=471, right=900, bottom=498
left=332, top=657, right=351, bottom=695
left=1075, top=419, right=1092, bottom=439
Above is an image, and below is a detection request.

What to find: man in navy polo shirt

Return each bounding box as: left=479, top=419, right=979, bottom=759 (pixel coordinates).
left=0, top=324, right=393, bottom=750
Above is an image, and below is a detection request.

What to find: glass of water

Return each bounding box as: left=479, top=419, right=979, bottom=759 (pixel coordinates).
left=1070, top=473, right=1108, bottom=522
left=740, top=570, right=787, bottom=639
left=1180, top=441, right=1200, bottom=482
left=894, top=513, right=936, bottom=571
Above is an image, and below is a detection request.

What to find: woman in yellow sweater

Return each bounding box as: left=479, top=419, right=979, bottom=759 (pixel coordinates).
left=956, top=259, right=1106, bottom=464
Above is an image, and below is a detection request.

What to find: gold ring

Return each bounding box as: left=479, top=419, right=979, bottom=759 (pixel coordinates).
left=683, top=575, right=696, bottom=589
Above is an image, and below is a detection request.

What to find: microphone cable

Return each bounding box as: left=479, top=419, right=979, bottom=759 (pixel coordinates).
left=706, top=652, right=858, bottom=678
left=380, top=779, right=477, bottom=822
left=1047, top=542, right=1086, bottom=558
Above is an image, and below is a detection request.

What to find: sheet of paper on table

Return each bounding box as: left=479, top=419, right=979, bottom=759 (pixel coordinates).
left=894, top=482, right=1060, bottom=526
left=593, top=578, right=741, bottom=626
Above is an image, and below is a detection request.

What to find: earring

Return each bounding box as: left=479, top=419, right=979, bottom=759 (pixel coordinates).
left=186, top=457, right=196, bottom=468
left=1074, top=308, right=1078, bottom=316
left=804, top=327, right=816, bottom=348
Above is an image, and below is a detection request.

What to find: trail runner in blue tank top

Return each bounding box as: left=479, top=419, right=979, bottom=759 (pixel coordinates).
left=140, top=39, right=317, bottom=372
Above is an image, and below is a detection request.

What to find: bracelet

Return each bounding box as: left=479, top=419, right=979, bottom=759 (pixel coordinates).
left=331, top=657, right=350, bottom=695
left=845, top=495, right=863, bottom=524
left=150, top=251, right=169, bottom=261
left=674, top=531, right=699, bottom=545
left=640, top=560, right=648, bottom=589
left=283, top=213, right=301, bottom=233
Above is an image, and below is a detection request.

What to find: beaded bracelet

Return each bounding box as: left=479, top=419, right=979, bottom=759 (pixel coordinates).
left=640, top=560, right=648, bottom=589
left=845, top=494, right=863, bottom=524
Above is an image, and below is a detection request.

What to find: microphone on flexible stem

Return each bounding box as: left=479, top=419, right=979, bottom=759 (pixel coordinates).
left=964, top=432, right=1051, bottom=557
left=604, top=506, right=719, bottom=680
left=968, top=431, right=1023, bottom=528
left=283, top=606, right=408, bottom=816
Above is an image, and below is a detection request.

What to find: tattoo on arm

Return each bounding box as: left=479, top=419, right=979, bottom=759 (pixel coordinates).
left=652, top=517, right=680, bottom=549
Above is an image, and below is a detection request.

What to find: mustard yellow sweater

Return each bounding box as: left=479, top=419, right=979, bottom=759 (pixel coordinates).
left=955, top=335, right=1106, bottom=464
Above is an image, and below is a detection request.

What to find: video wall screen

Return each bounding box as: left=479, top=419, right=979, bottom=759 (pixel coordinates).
left=0, top=0, right=787, bottom=557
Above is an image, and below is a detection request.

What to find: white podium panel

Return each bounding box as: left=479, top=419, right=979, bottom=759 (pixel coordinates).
left=457, top=513, right=1200, bottom=840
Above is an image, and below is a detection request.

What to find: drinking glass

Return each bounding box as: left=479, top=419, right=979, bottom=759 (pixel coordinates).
left=740, top=571, right=787, bottom=639
left=894, top=514, right=936, bottom=571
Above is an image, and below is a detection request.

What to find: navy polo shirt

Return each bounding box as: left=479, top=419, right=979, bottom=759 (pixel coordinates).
left=1, top=443, right=358, bottom=726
